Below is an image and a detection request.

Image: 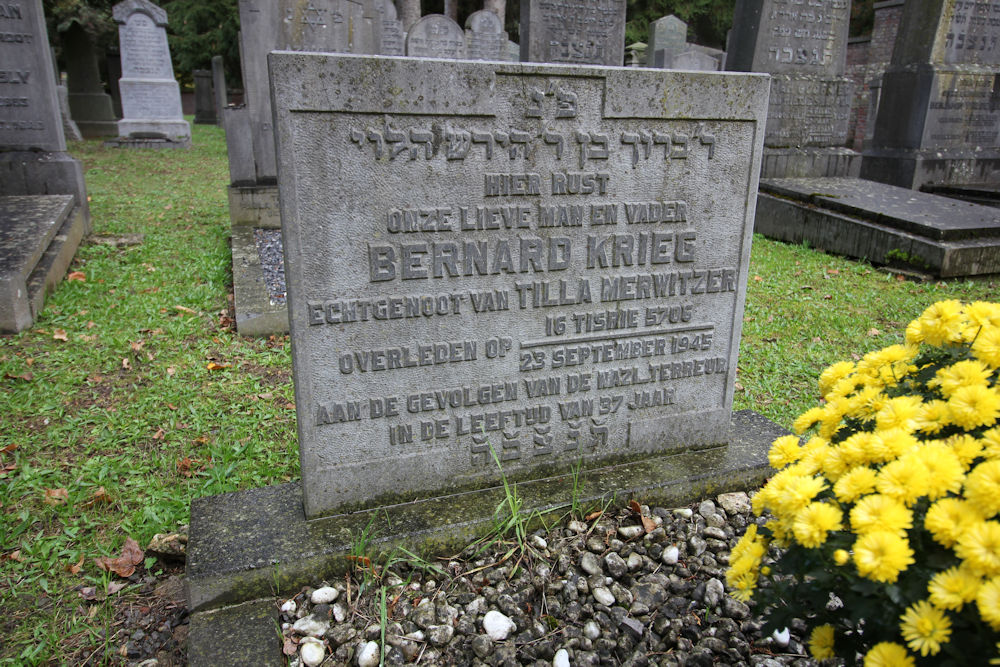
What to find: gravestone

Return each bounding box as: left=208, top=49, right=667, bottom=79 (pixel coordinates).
left=51, top=50, right=84, bottom=142
left=504, top=40, right=520, bottom=62
left=520, top=0, right=627, bottom=65
left=666, top=49, right=721, bottom=71
left=648, top=15, right=687, bottom=68
left=225, top=0, right=383, bottom=336
left=376, top=0, right=405, bottom=56
left=862, top=0, right=1000, bottom=190
left=185, top=58, right=781, bottom=661
left=211, top=55, right=227, bottom=124
left=63, top=23, right=118, bottom=137
left=727, top=0, right=858, bottom=178
left=465, top=9, right=506, bottom=61
left=405, top=14, right=465, bottom=58
left=1, top=0, right=90, bottom=332
left=193, top=69, right=217, bottom=124
left=112, top=0, right=191, bottom=147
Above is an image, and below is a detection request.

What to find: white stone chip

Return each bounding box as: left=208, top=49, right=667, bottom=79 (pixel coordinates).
left=583, top=619, right=601, bottom=640
left=292, top=616, right=330, bottom=637
left=280, top=599, right=297, bottom=614
left=618, top=525, right=644, bottom=540
left=592, top=587, right=616, bottom=607
left=311, top=586, right=339, bottom=604
left=299, top=637, right=325, bottom=666
left=530, top=535, right=548, bottom=550
left=483, top=610, right=516, bottom=641
left=772, top=627, right=790, bottom=647
left=662, top=545, right=680, bottom=565
left=553, top=647, right=571, bottom=667
left=357, top=640, right=380, bottom=667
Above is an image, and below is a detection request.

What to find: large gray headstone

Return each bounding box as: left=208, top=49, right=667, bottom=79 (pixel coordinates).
left=270, top=52, right=769, bottom=518
left=863, top=0, right=1000, bottom=188
left=405, top=14, right=465, bottom=58
left=520, top=0, right=627, bottom=66
left=113, top=0, right=191, bottom=143
left=648, top=15, right=687, bottom=68
left=465, top=9, right=506, bottom=61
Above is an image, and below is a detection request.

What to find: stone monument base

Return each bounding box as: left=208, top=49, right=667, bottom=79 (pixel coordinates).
left=1, top=195, right=89, bottom=332
left=861, top=147, right=1000, bottom=191
left=0, top=151, right=90, bottom=224
left=116, top=118, right=191, bottom=143
left=761, top=147, right=861, bottom=179
left=756, top=177, right=1000, bottom=277
left=227, top=184, right=288, bottom=335
left=104, top=135, right=192, bottom=150
left=185, top=410, right=784, bottom=666
left=68, top=91, right=118, bottom=138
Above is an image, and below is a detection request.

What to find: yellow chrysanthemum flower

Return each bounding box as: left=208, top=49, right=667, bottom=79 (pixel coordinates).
left=972, top=325, right=1000, bottom=369
left=864, top=642, right=915, bottom=667
left=834, top=466, right=879, bottom=503
left=876, top=455, right=930, bottom=506
left=905, top=318, right=924, bottom=345
left=984, top=428, right=1000, bottom=460
left=809, top=624, right=835, bottom=661
left=928, top=565, right=981, bottom=611
left=929, top=359, right=992, bottom=398
left=728, top=569, right=757, bottom=602
left=916, top=399, right=951, bottom=435
left=768, top=434, right=802, bottom=470
left=966, top=301, right=1000, bottom=330
left=925, top=498, right=983, bottom=548
left=771, top=473, right=827, bottom=517
left=956, top=520, right=1000, bottom=577
left=833, top=549, right=850, bottom=566
left=949, top=384, right=1000, bottom=431
left=967, top=460, right=1000, bottom=518
left=899, top=600, right=952, bottom=657
left=796, top=437, right=830, bottom=475
left=851, top=494, right=913, bottom=536
left=792, top=406, right=827, bottom=434
left=917, top=299, right=966, bottom=347
left=840, top=432, right=879, bottom=467
left=846, top=385, right=888, bottom=422
left=853, top=530, right=915, bottom=583
left=948, top=433, right=985, bottom=470
left=879, top=428, right=921, bottom=459
left=913, top=443, right=965, bottom=500
left=979, top=577, right=1000, bottom=631
left=819, top=361, right=856, bottom=397
left=792, top=501, right=843, bottom=549
left=876, top=396, right=923, bottom=432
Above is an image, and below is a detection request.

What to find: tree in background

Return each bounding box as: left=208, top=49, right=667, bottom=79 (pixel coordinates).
left=161, top=0, right=240, bottom=88
left=44, top=0, right=117, bottom=51
left=850, top=0, right=874, bottom=37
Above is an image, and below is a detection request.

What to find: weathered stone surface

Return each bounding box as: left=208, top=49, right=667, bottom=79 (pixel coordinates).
left=520, top=0, right=627, bottom=65
left=113, top=0, right=190, bottom=143
left=465, top=9, right=506, bottom=61
left=187, top=599, right=281, bottom=667
left=405, top=14, right=465, bottom=58
left=376, top=0, right=405, bottom=56
left=648, top=15, right=687, bottom=68
left=667, top=49, right=720, bottom=71
left=193, top=69, right=216, bottom=124
left=757, top=177, right=1000, bottom=276
left=269, top=54, right=768, bottom=517
left=211, top=55, right=227, bottom=123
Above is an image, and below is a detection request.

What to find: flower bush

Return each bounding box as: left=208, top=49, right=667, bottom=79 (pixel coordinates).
left=728, top=300, right=1000, bottom=665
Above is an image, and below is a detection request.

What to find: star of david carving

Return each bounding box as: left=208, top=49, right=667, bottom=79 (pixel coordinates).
left=303, top=2, right=327, bottom=27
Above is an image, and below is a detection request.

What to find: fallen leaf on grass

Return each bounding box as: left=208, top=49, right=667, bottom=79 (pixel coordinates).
left=65, top=555, right=85, bottom=574
left=25, top=358, right=33, bottom=366
left=67, top=271, right=86, bottom=282
left=122, top=358, right=131, bottom=370
left=82, top=486, right=112, bottom=507
left=94, top=537, right=144, bottom=578
left=752, top=275, right=763, bottom=282
left=826, top=268, right=840, bottom=275
left=52, top=329, right=69, bottom=342
left=108, top=581, right=127, bottom=594
left=584, top=510, right=603, bottom=521
left=177, top=457, right=197, bottom=477
left=152, top=428, right=165, bottom=440
left=734, top=381, right=744, bottom=392
left=5, top=371, right=33, bottom=381
left=79, top=587, right=99, bottom=601
left=1, top=443, right=17, bottom=454
left=130, top=340, right=145, bottom=352
left=44, top=488, right=69, bottom=505
left=174, top=305, right=196, bottom=314
left=206, top=362, right=229, bottom=371
left=0, top=463, right=17, bottom=478
left=166, top=366, right=176, bottom=377
left=283, top=637, right=298, bottom=656
left=867, top=328, right=881, bottom=337
left=1, top=550, right=22, bottom=562
left=628, top=500, right=642, bottom=515
left=86, top=321, right=96, bottom=329
left=284, top=402, right=296, bottom=410
left=640, top=515, right=658, bottom=534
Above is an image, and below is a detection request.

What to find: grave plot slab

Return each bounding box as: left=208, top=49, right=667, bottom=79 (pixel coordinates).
left=0, top=195, right=87, bottom=332
left=756, top=177, right=1000, bottom=277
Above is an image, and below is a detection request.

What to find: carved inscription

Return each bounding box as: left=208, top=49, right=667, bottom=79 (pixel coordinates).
left=0, top=0, right=59, bottom=146
left=121, top=13, right=172, bottom=79
left=755, top=0, right=849, bottom=75
left=944, top=0, right=1000, bottom=66
left=924, top=72, right=1000, bottom=147
left=528, top=0, right=626, bottom=65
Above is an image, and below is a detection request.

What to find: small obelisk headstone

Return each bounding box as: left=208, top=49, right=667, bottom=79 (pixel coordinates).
left=405, top=14, right=466, bottom=58
left=648, top=15, right=687, bottom=68
left=193, top=69, right=217, bottom=124
left=726, top=0, right=858, bottom=178
left=862, top=0, right=1000, bottom=190
left=465, top=9, right=506, bottom=61
left=211, top=55, right=227, bottom=125
left=63, top=23, right=118, bottom=137
left=520, top=0, right=627, bottom=65
left=112, top=0, right=191, bottom=147
left=1, top=0, right=90, bottom=332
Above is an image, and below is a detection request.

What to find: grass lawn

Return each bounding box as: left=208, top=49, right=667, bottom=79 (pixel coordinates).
left=1, top=120, right=997, bottom=664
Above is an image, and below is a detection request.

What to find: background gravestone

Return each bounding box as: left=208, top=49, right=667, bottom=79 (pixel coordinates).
left=520, top=0, right=627, bottom=65
left=211, top=55, right=227, bottom=124
left=193, top=69, right=216, bottom=124
left=405, top=14, right=465, bottom=58
left=377, top=0, right=405, bottom=56
left=62, top=23, right=118, bottom=137
left=225, top=0, right=383, bottom=336
left=648, top=15, right=687, bottom=68
left=668, top=49, right=721, bottom=71
left=112, top=0, right=190, bottom=147
left=727, top=0, right=858, bottom=178
left=1, top=0, right=90, bottom=332
left=465, top=9, right=505, bottom=61
left=861, top=0, right=1000, bottom=191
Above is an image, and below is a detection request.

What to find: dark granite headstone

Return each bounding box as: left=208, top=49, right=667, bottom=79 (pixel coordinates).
left=211, top=55, right=227, bottom=124
left=193, top=69, right=216, bottom=124
left=63, top=23, right=118, bottom=137
left=520, top=0, right=626, bottom=65
left=405, top=14, right=465, bottom=58
left=862, top=0, right=1000, bottom=189
left=0, top=0, right=90, bottom=332
left=727, top=0, right=858, bottom=178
